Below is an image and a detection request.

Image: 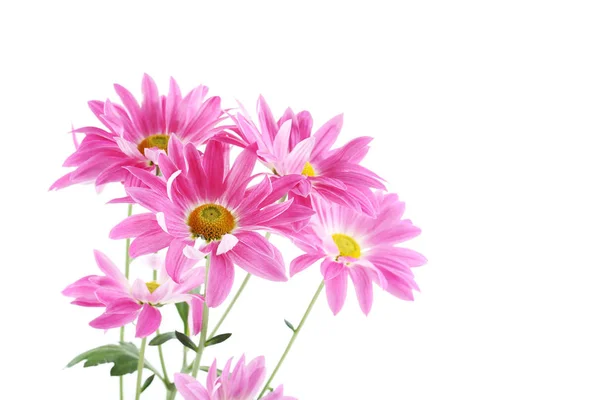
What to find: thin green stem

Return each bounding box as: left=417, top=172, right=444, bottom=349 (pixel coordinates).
left=134, top=337, right=148, bottom=400
left=258, top=281, right=325, bottom=399
left=156, top=329, right=170, bottom=385
left=191, top=255, right=211, bottom=378
left=119, top=203, right=133, bottom=400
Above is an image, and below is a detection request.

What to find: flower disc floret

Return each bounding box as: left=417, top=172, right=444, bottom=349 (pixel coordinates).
left=188, top=203, right=235, bottom=241
left=301, top=161, right=316, bottom=177
left=332, top=233, right=361, bottom=258
left=145, top=281, right=160, bottom=294
left=138, top=134, right=170, bottom=155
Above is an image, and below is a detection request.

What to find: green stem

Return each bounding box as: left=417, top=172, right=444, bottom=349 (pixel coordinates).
left=156, top=330, right=170, bottom=385
left=119, top=203, right=133, bottom=400
left=191, top=255, right=211, bottom=378
left=134, top=337, right=148, bottom=400
left=258, top=281, right=325, bottom=399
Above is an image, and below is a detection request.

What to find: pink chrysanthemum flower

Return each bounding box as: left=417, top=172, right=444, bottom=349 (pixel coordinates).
left=50, top=74, right=223, bottom=192
left=110, top=138, right=314, bottom=307
left=62, top=250, right=205, bottom=338
left=231, top=96, right=385, bottom=216
left=290, top=192, right=426, bottom=315
left=174, top=356, right=295, bottom=400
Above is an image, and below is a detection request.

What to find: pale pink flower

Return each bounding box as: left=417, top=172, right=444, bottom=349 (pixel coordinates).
left=291, top=192, right=426, bottom=315
left=50, top=74, right=223, bottom=192
left=231, top=96, right=384, bottom=216
left=62, top=250, right=205, bottom=338
left=174, top=356, right=295, bottom=400
left=110, top=137, right=314, bottom=307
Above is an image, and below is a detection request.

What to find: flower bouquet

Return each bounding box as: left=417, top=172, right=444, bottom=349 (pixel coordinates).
left=52, top=74, right=426, bottom=399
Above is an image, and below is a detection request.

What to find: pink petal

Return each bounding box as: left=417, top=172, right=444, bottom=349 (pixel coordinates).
left=93, top=250, right=126, bottom=284
left=290, top=253, right=323, bottom=277
left=166, top=239, right=196, bottom=283
left=109, top=213, right=160, bottom=239
left=349, top=267, right=374, bottom=315
left=174, top=373, right=211, bottom=400
left=311, top=114, right=343, bottom=160
left=217, top=234, right=239, bottom=255
left=129, top=230, right=174, bottom=258
left=325, top=269, right=348, bottom=315
left=227, top=232, right=287, bottom=282
left=189, top=294, right=205, bottom=336
left=320, top=259, right=345, bottom=281
left=135, top=304, right=162, bottom=338
left=206, top=252, right=235, bottom=308
left=89, top=311, right=138, bottom=330
left=105, top=298, right=142, bottom=314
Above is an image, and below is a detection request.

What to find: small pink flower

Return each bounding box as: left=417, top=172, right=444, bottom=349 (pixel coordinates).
left=174, top=356, right=295, bottom=400
left=62, top=250, right=205, bottom=338
left=50, top=74, right=224, bottom=192
left=232, top=96, right=385, bottom=216
left=110, top=137, right=314, bottom=307
left=291, top=192, right=426, bottom=315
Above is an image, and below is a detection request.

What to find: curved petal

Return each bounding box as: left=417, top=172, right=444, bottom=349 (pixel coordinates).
left=325, top=269, right=348, bottom=315
left=135, top=304, right=162, bottom=338
left=189, top=294, right=205, bottom=336
left=217, top=234, right=239, bottom=255
left=89, top=311, right=138, bottom=330
left=166, top=239, right=196, bottom=283
left=348, top=267, right=374, bottom=315
left=290, top=253, right=323, bottom=277
left=174, top=373, right=211, bottom=400
left=206, top=252, right=235, bottom=308
left=227, top=232, right=287, bottom=282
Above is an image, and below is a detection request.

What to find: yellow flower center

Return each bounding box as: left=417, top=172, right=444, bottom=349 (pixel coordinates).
left=138, top=134, right=170, bottom=155
left=187, top=203, right=235, bottom=241
left=145, top=281, right=160, bottom=294
left=332, top=233, right=361, bottom=258
left=301, top=162, right=316, bottom=177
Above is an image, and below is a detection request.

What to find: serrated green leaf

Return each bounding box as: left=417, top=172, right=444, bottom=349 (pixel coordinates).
left=66, top=342, right=159, bottom=377
left=284, top=319, right=295, bottom=332
left=149, top=332, right=176, bottom=346
left=205, top=333, right=232, bottom=347
left=175, top=302, right=189, bottom=333
left=175, top=331, right=198, bottom=352
left=140, top=374, right=155, bottom=393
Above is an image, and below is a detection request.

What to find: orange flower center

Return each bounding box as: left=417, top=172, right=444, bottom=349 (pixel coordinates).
left=188, top=203, right=235, bottom=241
left=138, top=134, right=170, bottom=155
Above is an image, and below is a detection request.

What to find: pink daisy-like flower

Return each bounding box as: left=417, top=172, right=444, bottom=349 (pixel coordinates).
left=110, top=137, right=314, bottom=307
left=290, top=192, right=426, bottom=315
left=231, top=96, right=385, bottom=216
left=174, top=356, right=295, bottom=400
left=62, top=250, right=205, bottom=338
left=50, top=74, right=224, bottom=192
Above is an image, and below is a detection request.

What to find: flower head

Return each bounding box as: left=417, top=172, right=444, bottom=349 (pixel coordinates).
left=50, top=74, right=223, bottom=192
left=174, top=356, right=295, bottom=400
left=110, top=137, right=314, bottom=307
left=62, top=250, right=205, bottom=337
left=232, top=96, right=385, bottom=216
left=291, top=192, right=426, bottom=315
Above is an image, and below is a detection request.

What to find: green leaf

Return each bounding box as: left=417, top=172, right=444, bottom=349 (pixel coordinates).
left=175, top=302, right=189, bottom=333
left=205, top=333, right=232, bottom=347
left=284, top=319, right=295, bottom=332
left=149, top=332, right=176, bottom=346
left=66, top=342, right=159, bottom=377
left=175, top=331, right=198, bottom=352
left=140, top=374, right=155, bottom=393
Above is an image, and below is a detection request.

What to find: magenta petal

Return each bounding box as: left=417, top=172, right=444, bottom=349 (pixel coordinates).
left=189, top=294, right=205, bottom=336
left=206, top=252, right=235, bottom=308
left=174, top=373, right=210, bottom=400
left=106, top=298, right=142, bottom=314
left=325, top=269, right=348, bottom=315
left=110, top=213, right=159, bottom=239
left=228, top=232, right=287, bottom=282
left=349, top=267, right=374, bottom=315
left=290, top=253, right=323, bottom=277
left=320, top=259, right=345, bottom=281
left=90, top=311, right=138, bottom=330
left=166, top=239, right=196, bottom=283
left=129, top=230, right=174, bottom=258
left=135, top=304, right=162, bottom=338
left=311, top=114, right=343, bottom=159
left=93, top=250, right=126, bottom=284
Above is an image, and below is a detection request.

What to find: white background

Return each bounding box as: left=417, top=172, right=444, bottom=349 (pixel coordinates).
left=1, top=1, right=599, bottom=399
